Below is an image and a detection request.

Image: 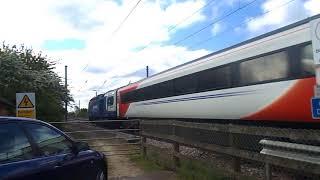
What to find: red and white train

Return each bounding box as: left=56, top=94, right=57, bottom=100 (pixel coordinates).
left=89, top=15, right=320, bottom=124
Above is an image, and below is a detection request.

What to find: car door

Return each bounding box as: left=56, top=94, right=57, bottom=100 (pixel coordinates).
left=0, top=121, right=59, bottom=180
left=22, top=122, right=98, bottom=180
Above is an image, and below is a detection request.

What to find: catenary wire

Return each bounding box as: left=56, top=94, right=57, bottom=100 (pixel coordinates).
left=80, top=0, right=143, bottom=73
left=78, top=0, right=295, bottom=94
left=172, top=0, right=259, bottom=46
left=189, top=0, right=297, bottom=49
left=86, top=0, right=219, bottom=92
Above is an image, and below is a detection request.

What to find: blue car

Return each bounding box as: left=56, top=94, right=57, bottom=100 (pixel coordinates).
left=0, top=117, right=107, bottom=180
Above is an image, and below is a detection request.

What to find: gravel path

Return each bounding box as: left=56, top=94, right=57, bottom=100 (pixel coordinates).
left=61, top=121, right=177, bottom=180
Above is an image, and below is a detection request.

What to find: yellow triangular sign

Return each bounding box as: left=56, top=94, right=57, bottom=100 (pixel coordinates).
left=18, top=95, right=34, bottom=108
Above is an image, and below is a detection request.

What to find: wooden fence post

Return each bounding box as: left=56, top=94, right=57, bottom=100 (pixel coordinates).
left=173, top=142, right=180, bottom=169
left=142, top=137, right=146, bottom=158
left=229, top=132, right=241, bottom=173
left=265, top=162, right=271, bottom=180
left=171, top=121, right=180, bottom=168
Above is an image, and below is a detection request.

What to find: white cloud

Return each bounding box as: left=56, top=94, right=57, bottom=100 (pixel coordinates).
left=247, top=0, right=320, bottom=33
left=304, top=0, right=320, bottom=15
left=0, top=0, right=83, bottom=48
left=0, top=0, right=209, bottom=108
left=211, top=23, right=222, bottom=35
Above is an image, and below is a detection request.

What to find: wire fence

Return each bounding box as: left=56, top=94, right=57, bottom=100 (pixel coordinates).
left=48, top=118, right=320, bottom=179
left=140, top=119, right=320, bottom=180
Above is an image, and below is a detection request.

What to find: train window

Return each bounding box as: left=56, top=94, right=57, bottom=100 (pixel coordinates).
left=174, top=74, right=198, bottom=95
left=121, top=91, right=134, bottom=103
left=121, top=94, right=128, bottom=103
left=141, top=87, right=153, bottom=101
left=198, top=66, right=231, bottom=91
left=134, top=89, right=144, bottom=102
left=300, top=44, right=315, bottom=76
left=239, top=51, right=290, bottom=85
left=158, top=81, right=174, bottom=98
left=107, top=96, right=114, bottom=106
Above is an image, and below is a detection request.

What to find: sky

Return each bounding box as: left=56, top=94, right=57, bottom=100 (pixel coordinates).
left=0, top=0, right=319, bottom=110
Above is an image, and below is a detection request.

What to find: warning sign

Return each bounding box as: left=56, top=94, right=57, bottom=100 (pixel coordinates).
left=16, top=93, right=36, bottom=119
left=17, top=109, right=35, bottom=119
left=18, top=95, right=34, bottom=108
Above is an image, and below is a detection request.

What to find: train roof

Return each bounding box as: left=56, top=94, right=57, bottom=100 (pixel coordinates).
left=132, top=14, right=320, bottom=83
left=89, top=94, right=105, bottom=102
left=110, top=14, right=320, bottom=93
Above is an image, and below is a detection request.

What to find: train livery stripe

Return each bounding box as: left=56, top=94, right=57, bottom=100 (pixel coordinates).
left=135, top=90, right=258, bottom=106
left=242, top=77, right=315, bottom=121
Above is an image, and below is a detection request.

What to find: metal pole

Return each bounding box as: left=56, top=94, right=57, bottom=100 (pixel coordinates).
left=65, top=65, right=68, bottom=121
left=79, top=100, right=80, bottom=109
left=146, top=66, right=149, bottom=77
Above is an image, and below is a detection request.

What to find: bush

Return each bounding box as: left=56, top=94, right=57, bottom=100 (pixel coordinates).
left=0, top=43, right=73, bottom=121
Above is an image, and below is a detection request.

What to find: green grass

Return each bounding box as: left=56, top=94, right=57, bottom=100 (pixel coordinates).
left=177, top=159, right=231, bottom=180
left=130, top=152, right=233, bottom=180
left=130, top=154, right=164, bottom=172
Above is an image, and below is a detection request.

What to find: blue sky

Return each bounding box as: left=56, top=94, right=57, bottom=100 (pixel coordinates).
left=41, top=0, right=312, bottom=56
left=0, top=0, right=319, bottom=108
left=42, top=39, right=86, bottom=51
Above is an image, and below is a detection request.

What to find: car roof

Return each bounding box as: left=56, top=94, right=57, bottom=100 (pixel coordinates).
left=0, top=116, right=41, bottom=123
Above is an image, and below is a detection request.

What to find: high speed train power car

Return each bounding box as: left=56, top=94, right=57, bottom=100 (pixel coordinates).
left=89, top=15, right=320, bottom=125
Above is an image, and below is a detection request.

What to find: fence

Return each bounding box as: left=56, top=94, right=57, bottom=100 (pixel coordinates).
left=48, top=118, right=320, bottom=179
left=49, top=119, right=141, bottom=156
left=140, top=119, right=320, bottom=179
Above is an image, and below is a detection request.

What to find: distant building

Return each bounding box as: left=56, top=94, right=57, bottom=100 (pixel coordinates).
left=0, top=97, right=15, bottom=116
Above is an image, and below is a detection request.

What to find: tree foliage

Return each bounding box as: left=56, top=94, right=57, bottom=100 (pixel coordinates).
left=0, top=43, right=73, bottom=121
left=71, top=107, right=88, bottom=119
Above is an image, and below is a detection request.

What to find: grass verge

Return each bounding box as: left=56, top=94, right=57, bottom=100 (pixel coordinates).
left=130, top=154, right=164, bottom=172
left=177, top=159, right=231, bottom=180
left=130, top=152, right=233, bottom=180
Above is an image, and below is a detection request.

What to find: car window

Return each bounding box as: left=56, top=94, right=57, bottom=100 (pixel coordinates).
left=24, top=123, right=73, bottom=156
left=0, top=123, right=35, bottom=164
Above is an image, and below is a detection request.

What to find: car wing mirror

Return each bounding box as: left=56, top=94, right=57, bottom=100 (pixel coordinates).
left=73, top=141, right=90, bottom=154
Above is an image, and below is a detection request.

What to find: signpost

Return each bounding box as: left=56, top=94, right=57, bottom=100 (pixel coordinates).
left=16, top=93, right=36, bottom=119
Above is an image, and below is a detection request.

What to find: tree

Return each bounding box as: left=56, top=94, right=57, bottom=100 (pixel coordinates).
left=73, top=106, right=88, bottom=118
left=78, top=108, right=88, bottom=118
left=0, top=43, right=73, bottom=121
